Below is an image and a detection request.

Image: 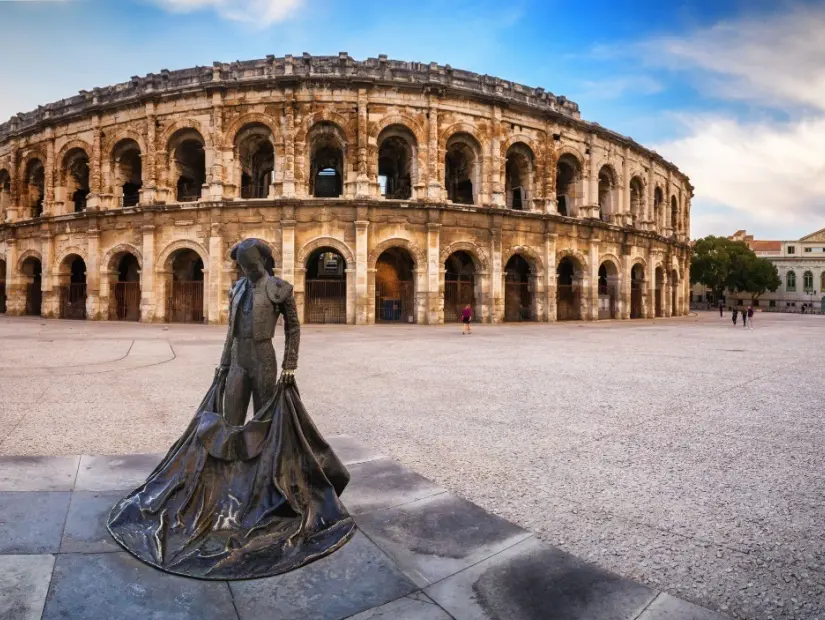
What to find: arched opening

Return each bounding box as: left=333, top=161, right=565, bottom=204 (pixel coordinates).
left=671, top=269, right=680, bottom=316
left=62, top=148, right=90, bottom=213
left=23, top=159, right=45, bottom=218
left=670, top=196, right=678, bottom=235
left=305, top=247, right=346, bottom=324
left=653, top=187, right=664, bottom=232
left=630, top=264, right=645, bottom=319
left=556, top=154, right=581, bottom=217
left=0, top=169, right=11, bottom=221
left=169, top=129, right=206, bottom=202
left=629, top=177, right=644, bottom=228
left=309, top=122, right=345, bottom=198
left=112, top=253, right=141, bottom=321
left=166, top=249, right=204, bottom=323
left=445, top=133, right=480, bottom=205
left=557, top=256, right=583, bottom=321
left=598, top=165, right=617, bottom=223
left=598, top=261, right=619, bottom=319
left=58, top=255, right=87, bottom=320
left=786, top=270, right=796, bottom=292
left=444, top=251, right=477, bottom=323
left=655, top=267, right=665, bottom=317
left=21, top=257, right=42, bottom=316
left=504, top=254, right=535, bottom=322
left=112, top=139, right=142, bottom=207
left=505, top=143, right=534, bottom=210
left=236, top=124, right=274, bottom=199
left=0, top=259, right=6, bottom=313
left=375, top=247, right=415, bottom=323
left=378, top=126, right=415, bottom=200
left=820, top=272, right=825, bottom=294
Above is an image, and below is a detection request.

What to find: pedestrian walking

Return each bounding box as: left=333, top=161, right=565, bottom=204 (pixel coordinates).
left=747, top=305, right=754, bottom=330
left=741, top=307, right=747, bottom=328
left=461, top=304, right=472, bottom=335
left=732, top=307, right=738, bottom=326
left=719, top=301, right=724, bottom=317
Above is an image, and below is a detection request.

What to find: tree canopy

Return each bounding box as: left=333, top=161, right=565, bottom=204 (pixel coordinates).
left=691, top=236, right=781, bottom=301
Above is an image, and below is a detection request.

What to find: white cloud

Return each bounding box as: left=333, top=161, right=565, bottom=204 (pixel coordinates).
left=150, top=0, right=301, bottom=26
left=638, top=5, right=825, bottom=239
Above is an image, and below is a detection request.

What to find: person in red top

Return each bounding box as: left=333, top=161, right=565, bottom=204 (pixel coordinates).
left=461, top=304, right=473, bottom=335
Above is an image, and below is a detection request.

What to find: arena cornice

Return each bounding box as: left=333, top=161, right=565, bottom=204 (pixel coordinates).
left=0, top=53, right=688, bottom=182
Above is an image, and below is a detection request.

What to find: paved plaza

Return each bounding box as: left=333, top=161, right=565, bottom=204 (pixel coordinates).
left=1, top=312, right=824, bottom=619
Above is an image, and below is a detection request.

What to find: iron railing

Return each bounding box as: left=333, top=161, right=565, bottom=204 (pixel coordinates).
left=25, top=283, right=42, bottom=316
left=305, top=280, right=346, bottom=324
left=60, top=284, right=87, bottom=320
left=630, top=285, right=644, bottom=318
left=557, top=284, right=581, bottom=321
left=113, top=282, right=141, bottom=321
left=376, top=280, right=414, bottom=323
left=504, top=281, right=533, bottom=322
left=444, top=280, right=476, bottom=322
left=167, top=281, right=204, bottom=323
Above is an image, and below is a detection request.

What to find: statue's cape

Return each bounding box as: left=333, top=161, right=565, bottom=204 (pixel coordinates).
left=106, top=378, right=355, bottom=580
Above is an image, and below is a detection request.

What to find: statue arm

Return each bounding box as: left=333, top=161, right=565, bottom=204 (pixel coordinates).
left=280, top=292, right=301, bottom=372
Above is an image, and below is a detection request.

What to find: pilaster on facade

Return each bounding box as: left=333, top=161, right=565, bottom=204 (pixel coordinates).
left=354, top=218, right=370, bottom=325
left=140, top=224, right=156, bottom=323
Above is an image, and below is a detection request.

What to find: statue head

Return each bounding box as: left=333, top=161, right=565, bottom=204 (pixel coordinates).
left=231, top=238, right=273, bottom=283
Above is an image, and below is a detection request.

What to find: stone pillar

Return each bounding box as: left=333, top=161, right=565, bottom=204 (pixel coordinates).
left=490, top=228, right=503, bottom=323
left=648, top=254, right=658, bottom=318
left=281, top=215, right=296, bottom=285
left=587, top=135, right=597, bottom=217
left=140, top=224, right=156, bottom=322
left=588, top=239, right=600, bottom=321
left=356, top=88, right=370, bottom=198
left=7, top=143, right=18, bottom=222
left=41, top=234, right=56, bottom=318
left=86, top=117, right=102, bottom=211
left=208, top=90, right=225, bottom=200
left=43, top=130, right=55, bottom=216
left=622, top=147, right=630, bottom=224
left=426, top=92, right=442, bottom=201
left=620, top=251, right=631, bottom=320
left=647, top=164, right=656, bottom=232
left=490, top=106, right=504, bottom=207
left=354, top=218, right=369, bottom=324
left=282, top=90, right=296, bottom=198
left=426, top=223, right=441, bottom=324
left=4, top=239, right=21, bottom=315
left=86, top=228, right=101, bottom=319
left=141, top=102, right=157, bottom=204
left=545, top=232, right=557, bottom=321
left=207, top=223, right=225, bottom=324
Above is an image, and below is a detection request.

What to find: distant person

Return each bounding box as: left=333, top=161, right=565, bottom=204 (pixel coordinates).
left=741, top=307, right=747, bottom=328
left=719, top=301, right=724, bottom=317
left=747, top=305, right=754, bottom=329
left=461, top=304, right=472, bottom=335
left=732, top=307, right=738, bottom=326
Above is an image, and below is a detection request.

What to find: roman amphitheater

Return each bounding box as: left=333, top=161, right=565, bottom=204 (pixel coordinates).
left=0, top=53, right=691, bottom=325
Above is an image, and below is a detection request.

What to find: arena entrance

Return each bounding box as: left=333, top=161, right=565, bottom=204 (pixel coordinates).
left=504, top=255, right=534, bottom=322
left=21, top=257, right=42, bottom=316
left=557, top=256, right=582, bottom=321
left=630, top=264, right=644, bottom=319
left=444, top=251, right=476, bottom=323
left=305, top=248, right=346, bottom=324
left=0, top=259, right=6, bottom=313
left=58, top=255, right=87, bottom=320
left=375, top=247, right=415, bottom=323
left=655, top=267, right=664, bottom=317
left=598, top=262, right=619, bottom=320
left=112, top=253, right=141, bottom=321
left=166, top=249, right=204, bottom=323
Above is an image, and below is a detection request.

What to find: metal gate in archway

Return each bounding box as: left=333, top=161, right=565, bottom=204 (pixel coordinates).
left=598, top=285, right=618, bottom=320
left=26, top=283, right=42, bottom=316
left=655, top=288, right=663, bottom=317
left=167, top=281, right=204, bottom=324
left=0, top=283, right=5, bottom=314
left=504, top=282, right=533, bottom=322
left=59, top=284, right=87, bottom=320
left=306, top=280, right=346, bottom=324
left=376, top=280, right=414, bottom=323
left=630, top=285, right=643, bottom=319
left=113, top=282, right=141, bottom=321
left=557, top=284, right=581, bottom=321
left=445, top=280, right=475, bottom=322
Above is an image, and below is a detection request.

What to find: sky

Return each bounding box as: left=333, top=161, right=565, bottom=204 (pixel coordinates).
left=0, top=0, right=823, bottom=240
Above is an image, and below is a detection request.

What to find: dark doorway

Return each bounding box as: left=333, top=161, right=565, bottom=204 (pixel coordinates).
left=305, top=248, right=346, bottom=324
left=598, top=262, right=618, bottom=319
left=60, top=256, right=87, bottom=320
left=378, top=130, right=413, bottom=199
left=167, top=250, right=204, bottom=323
left=557, top=257, right=581, bottom=321
left=504, top=254, right=534, bottom=322
left=375, top=248, right=415, bottom=323
left=655, top=267, right=664, bottom=317
left=630, top=264, right=644, bottom=319
left=444, top=251, right=476, bottom=323
left=22, top=257, right=42, bottom=316
left=113, top=254, right=141, bottom=321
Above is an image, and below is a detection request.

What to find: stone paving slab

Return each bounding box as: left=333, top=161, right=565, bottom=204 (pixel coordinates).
left=0, top=434, right=731, bottom=620
left=0, top=455, right=79, bottom=492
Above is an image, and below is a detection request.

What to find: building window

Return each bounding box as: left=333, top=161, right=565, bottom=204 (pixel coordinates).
left=753, top=299, right=760, bottom=306
left=805, top=247, right=812, bottom=253
left=804, top=271, right=814, bottom=291
left=787, top=271, right=796, bottom=291
left=769, top=299, right=776, bottom=308
left=787, top=246, right=795, bottom=254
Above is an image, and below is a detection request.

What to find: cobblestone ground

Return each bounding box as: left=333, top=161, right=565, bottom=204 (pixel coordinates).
left=1, top=312, right=823, bottom=620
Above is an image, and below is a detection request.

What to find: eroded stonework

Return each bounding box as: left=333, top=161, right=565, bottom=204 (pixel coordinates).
left=0, top=54, right=692, bottom=325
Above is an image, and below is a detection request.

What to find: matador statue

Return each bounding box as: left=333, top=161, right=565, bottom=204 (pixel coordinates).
left=107, top=238, right=355, bottom=579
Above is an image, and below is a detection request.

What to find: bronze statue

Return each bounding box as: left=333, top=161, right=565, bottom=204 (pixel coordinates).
left=107, top=238, right=355, bottom=580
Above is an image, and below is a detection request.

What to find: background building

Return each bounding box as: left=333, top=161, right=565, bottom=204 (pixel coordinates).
left=691, top=228, right=825, bottom=312
left=0, top=54, right=692, bottom=324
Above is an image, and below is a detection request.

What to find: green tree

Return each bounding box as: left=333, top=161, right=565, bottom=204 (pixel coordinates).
left=691, top=235, right=781, bottom=302
left=690, top=236, right=735, bottom=301
left=729, top=253, right=781, bottom=301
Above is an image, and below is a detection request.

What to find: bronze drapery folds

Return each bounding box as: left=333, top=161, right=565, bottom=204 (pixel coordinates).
left=107, top=238, right=355, bottom=579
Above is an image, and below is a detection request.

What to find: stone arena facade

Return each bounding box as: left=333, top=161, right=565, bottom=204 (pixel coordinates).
left=0, top=53, right=692, bottom=325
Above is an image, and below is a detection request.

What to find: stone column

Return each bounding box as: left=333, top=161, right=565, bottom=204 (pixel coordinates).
left=587, top=135, right=597, bottom=217
left=5, top=239, right=20, bottom=315
left=426, top=92, right=442, bottom=201
left=7, top=143, right=18, bottom=222
left=207, top=222, right=225, bottom=324
left=86, top=117, right=102, bottom=211
left=648, top=253, right=658, bottom=318
left=490, top=228, right=503, bottom=322
left=354, top=217, right=370, bottom=324
left=545, top=232, right=557, bottom=321
left=281, top=213, right=296, bottom=285
left=490, top=106, right=504, bottom=207
left=588, top=238, right=600, bottom=320
left=622, top=147, right=630, bottom=225
left=141, top=102, right=157, bottom=204
left=140, top=224, right=156, bottom=322
left=41, top=234, right=56, bottom=318
left=43, top=130, right=55, bottom=216
left=86, top=228, right=101, bottom=319
left=620, top=251, right=631, bottom=320
left=282, top=90, right=296, bottom=198
left=356, top=88, right=370, bottom=198
left=208, top=90, right=225, bottom=200
left=647, top=163, right=656, bottom=232
left=426, top=223, right=441, bottom=324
